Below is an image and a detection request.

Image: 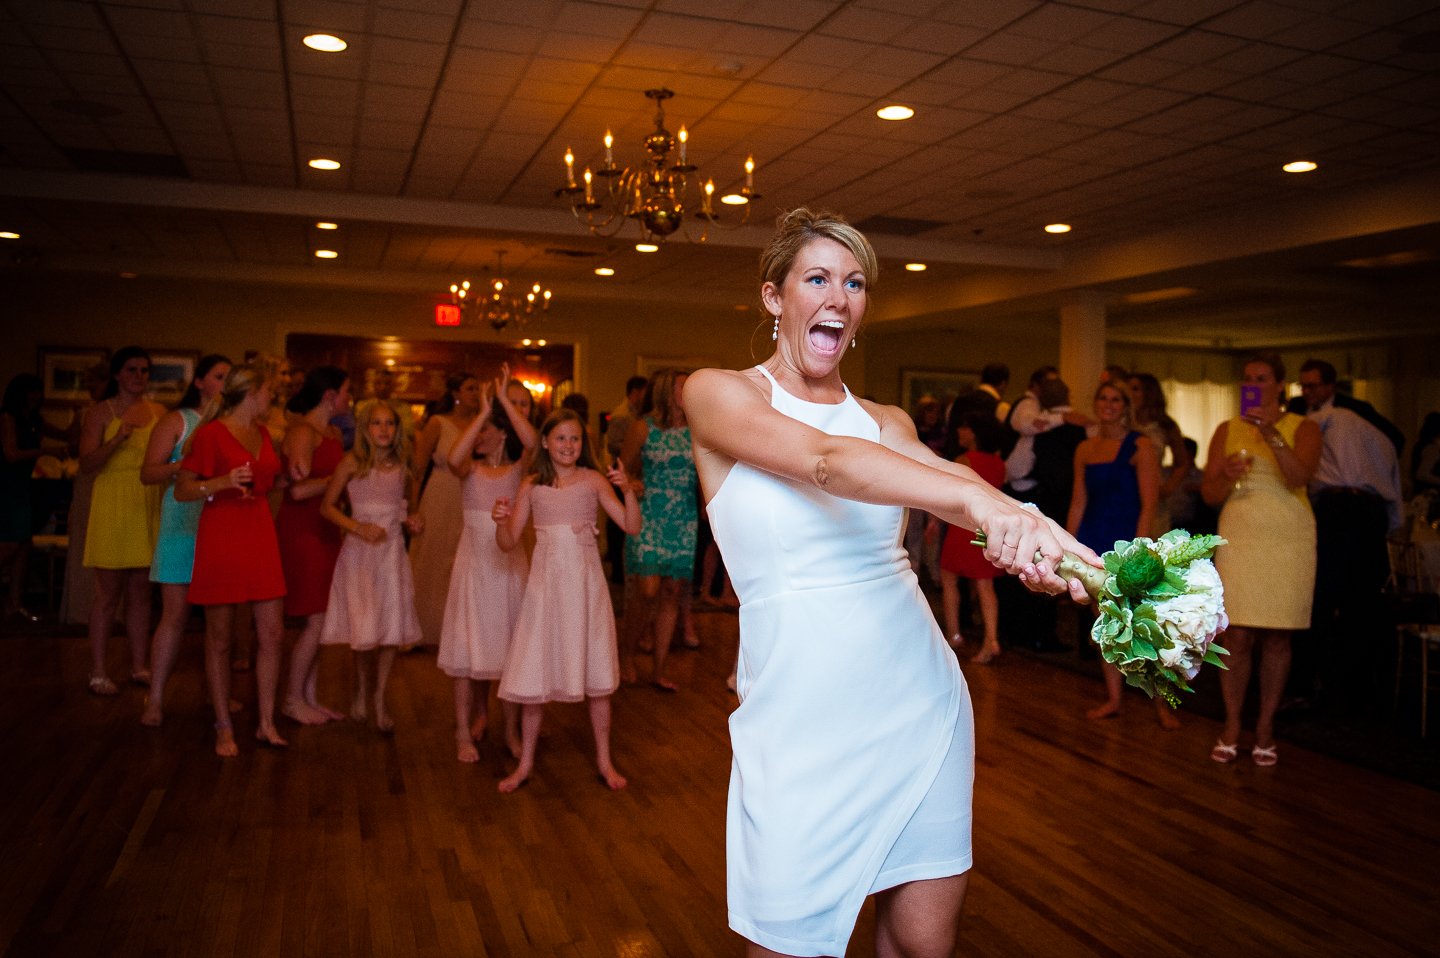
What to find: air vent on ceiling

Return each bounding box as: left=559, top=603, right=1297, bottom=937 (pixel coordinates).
left=852, top=215, right=947, bottom=236
left=543, top=247, right=599, bottom=258
left=64, top=148, right=190, bottom=178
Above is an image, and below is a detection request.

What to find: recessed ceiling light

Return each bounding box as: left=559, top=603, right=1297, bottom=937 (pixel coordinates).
left=594, top=267, right=615, bottom=275
left=1283, top=160, right=1317, bottom=173
left=635, top=243, right=659, bottom=253
left=316, top=221, right=338, bottom=229
left=1045, top=223, right=1071, bottom=233
left=720, top=193, right=748, bottom=205
left=876, top=105, right=914, bottom=120
left=303, top=34, right=347, bottom=52
left=315, top=249, right=338, bottom=258
left=308, top=158, right=341, bottom=170
left=905, top=263, right=926, bottom=271
left=537, top=339, right=547, bottom=346
left=0, top=231, right=18, bottom=239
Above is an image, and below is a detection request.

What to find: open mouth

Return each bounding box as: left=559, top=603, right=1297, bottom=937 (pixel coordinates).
left=809, top=320, right=845, bottom=354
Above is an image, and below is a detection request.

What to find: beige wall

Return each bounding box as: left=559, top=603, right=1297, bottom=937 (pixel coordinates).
left=1, top=271, right=850, bottom=417
left=862, top=324, right=1062, bottom=412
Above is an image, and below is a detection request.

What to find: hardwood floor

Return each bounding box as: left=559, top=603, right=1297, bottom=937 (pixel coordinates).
left=2, top=609, right=1436, bottom=958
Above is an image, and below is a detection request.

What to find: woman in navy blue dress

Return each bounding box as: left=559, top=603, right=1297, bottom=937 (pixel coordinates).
left=1066, top=381, right=1169, bottom=725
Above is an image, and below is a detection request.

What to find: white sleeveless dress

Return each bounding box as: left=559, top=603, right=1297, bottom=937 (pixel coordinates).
left=708, top=367, right=974, bottom=957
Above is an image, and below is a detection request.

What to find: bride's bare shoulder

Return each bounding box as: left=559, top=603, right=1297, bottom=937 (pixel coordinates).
left=685, top=367, right=769, bottom=408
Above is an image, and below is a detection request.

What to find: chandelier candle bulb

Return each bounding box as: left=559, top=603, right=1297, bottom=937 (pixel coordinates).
left=746, top=156, right=754, bottom=190
left=678, top=126, right=687, bottom=163
left=584, top=168, right=593, bottom=202
left=604, top=132, right=613, bottom=165
left=565, top=149, right=575, bottom=187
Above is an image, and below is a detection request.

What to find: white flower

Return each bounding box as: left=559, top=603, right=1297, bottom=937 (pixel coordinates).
left=1152, top=588, right=1226, bottom=652
left=1183, top=558, right=1222, bottom=593
left=1158, top=644, right=1201, bottom=680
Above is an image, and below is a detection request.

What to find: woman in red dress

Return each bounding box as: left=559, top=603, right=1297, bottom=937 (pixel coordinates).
left=175, top=364, right=288, bottom=756
left=934, top=412, right=1008, bottom=664
left=277, top=366, right=350, bottom=726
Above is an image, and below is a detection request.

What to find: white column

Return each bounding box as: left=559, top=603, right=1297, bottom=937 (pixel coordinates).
left=1060, top=290, right=1106, bottom=416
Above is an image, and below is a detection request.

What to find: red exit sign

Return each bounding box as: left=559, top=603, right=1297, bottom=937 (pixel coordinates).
left=435, top=304, right=461, bottom=326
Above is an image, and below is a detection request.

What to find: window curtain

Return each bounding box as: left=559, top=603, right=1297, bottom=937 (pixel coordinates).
left=1161, top=379, right=1238, bottom=468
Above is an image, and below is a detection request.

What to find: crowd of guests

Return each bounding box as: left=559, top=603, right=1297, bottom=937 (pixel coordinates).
left=3, top=341, right=1436, bottom=774
left=0, top=348, right=734, bottom=790
left=913, top=354, right=1423, bottom=763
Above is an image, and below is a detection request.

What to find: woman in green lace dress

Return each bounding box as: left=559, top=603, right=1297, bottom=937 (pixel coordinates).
left=621, top=368, right=697, bottom=690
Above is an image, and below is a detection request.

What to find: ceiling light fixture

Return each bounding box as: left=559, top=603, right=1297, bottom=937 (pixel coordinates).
left=594, top=267, right=615, bottom=275
left=447, top=251, right=553, bottom=334
left=635, top=243, right=659, bottom=253
left=1045, top=223, right=1071, bottom=233
left=1283, top=160, right=1317, bottom=173
left=308, top=158, right=341, bottom=170
left=876, top=105, right=914, bottom=120
left=316, top=221, right=338, bottom=229
left=557, top=88, right=759, bottom=244
left=303, top=34, right=347, bottom=52
left=315, top=249, right=338, bottom=258
left=0, top=231, right=18, bottom=239
left=905, top=263, right=926, bottom=271
left=720, top=193, right=748, bottom=205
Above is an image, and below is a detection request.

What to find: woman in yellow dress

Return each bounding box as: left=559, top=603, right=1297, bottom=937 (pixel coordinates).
left=79, top=346, right=165, bottom=695
left=1201, top=352, right=1321, bottom=767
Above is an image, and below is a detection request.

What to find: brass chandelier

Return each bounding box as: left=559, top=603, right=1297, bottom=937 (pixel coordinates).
left=448, top=251, right=552, bottom=333
left=556, top=88, right=760, bottom=243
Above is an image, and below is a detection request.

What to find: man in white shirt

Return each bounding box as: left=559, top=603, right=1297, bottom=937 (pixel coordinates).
left=1297, top=399, right=1402, bottom=711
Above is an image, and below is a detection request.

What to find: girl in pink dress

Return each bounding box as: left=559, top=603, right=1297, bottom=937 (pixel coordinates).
left=492, top=409, right=640, bottom=793
left=438, top=369, right=537, bottom=763
left=319, top=401, right=424, bottom=732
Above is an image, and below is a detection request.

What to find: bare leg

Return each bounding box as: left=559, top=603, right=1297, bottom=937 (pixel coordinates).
left=501, top=699, right=521, bottom=759
left=469, top=679, right=490, bottom=740
left=373, top=648, right=397, bottom=732
left=252, top=598, right=286, bottom=746
left=352, top=649, right=373, bottom=722
left=454, top=678, right=479, bottom=763
left=231, top=600, right=253, bottom=671
left=203, top=603, right=238, bottom=757
left=283, top=612, right=329, bottom=725
left=1087, top=662, right=1126, bottom=719
left=974, top=578, right=1001, bottom=661
left=873, top=873, right=970, bottom=958
left=1216, top=625, right=1254, bottom=746
left=499, top=703, right=543, bottom=793
left=1154, top=694, right=1181, bottom=729
left=679, top=586, right=699, bottom=648
left=142, top=583, right=190, bottom=725
left=1254, top=629, right=1292, bottom=748
left=619, top=576, right=649, bottom=682
left=651, top=578, right=680, bottom=690
left=697, top=542, right=719, bottom=603
left=588, top=695, right=626, bottom=790
left=124, top=568, right=153, bottom=679
left=88, top=568, right=126, bottom=688
left=939, top=569, right=960, bottom=643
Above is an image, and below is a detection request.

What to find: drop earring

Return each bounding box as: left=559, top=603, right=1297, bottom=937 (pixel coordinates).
left=852, top=337, right=857, bottom=348
left=772, top=316, right=779, bottom=341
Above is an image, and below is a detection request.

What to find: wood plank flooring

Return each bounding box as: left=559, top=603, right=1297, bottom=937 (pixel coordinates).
left=1, top=608, right=1436, bottom=958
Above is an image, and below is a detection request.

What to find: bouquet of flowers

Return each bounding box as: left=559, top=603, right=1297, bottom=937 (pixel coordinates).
left=975, top=528, right=1230, bottom=707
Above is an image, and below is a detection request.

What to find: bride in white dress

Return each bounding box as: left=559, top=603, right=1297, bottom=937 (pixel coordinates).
left=686, top=209, right=1099, bottom=958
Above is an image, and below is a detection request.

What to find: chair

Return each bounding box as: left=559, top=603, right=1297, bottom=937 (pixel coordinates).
left=1388, top=537, right=1440, bottom=737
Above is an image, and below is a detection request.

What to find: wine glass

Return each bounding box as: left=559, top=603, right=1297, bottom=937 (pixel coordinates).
left=238, top=458, right=255, bottom=500
left=1232, top=447, right=1254, bottom=496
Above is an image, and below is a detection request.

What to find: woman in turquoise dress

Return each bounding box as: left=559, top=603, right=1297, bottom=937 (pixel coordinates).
left=620, top=368, right=697, bottom=690
left=138, top=354, right=231, bottom=725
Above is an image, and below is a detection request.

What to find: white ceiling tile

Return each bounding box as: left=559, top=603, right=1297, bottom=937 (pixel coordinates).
left=1209, top=41, right=1305, bottom=74
left=446, top=46, right=529, bottom=81
left=556, top=1, right=646, bottom=40
left=709, top=22, right=803, bottom=58
left=734, top=0, right=845, bottom=33
left=1203, top=1, right=1312, bottom=40
left=372, top=6, right=456, bottom=43
left=786, top=34, right=877, bottom=66
left=964, top=31, right=1061, bottom=67
left=370, top=35, right=448, bottom=67
left=1033, top=43, right=1126, bottom=75
left=368, top=58, right=442, bottom=88
left=610, top=41, right=697, bottom=71
left=294, top=113, right=356, bottom=144
left=928, top=58, right=1013, bottom=88
left=1010, top=4, right=1117, bottom=42
left=951, top=88, right=1032, bottom=113
left=285, top=0, right=369, bottom=31
left=1319, top=63, right=1413, bottom=94
left=205, top=43, right=284, bottom=71
left=466, top=0, right=564, bottom=29
left=1012, top=97, right=1090, bottom=121
left=456, top=20, right=541, bottom=54
left=820, top=71, right=898, bottom=98
left=930, top=0, right=1043, bottom=33
left=532, top=30, right=618, bottom=62
left=10, top=0, right=107, bottom=30
left=23, top=24, right=116, bottom=54
left=885, top=20, right=985, bottom=56
left=856, top=45, right=947, bottom=79
left=631, top=12, right=726, bottom=49
left=363, top=83, right=434, bottom=114
left=1265, top=14, right=1377, bottom=50
left=1094, top=55, right=1187, bottom=84
left=817, top=5, right=917, bottom=45
left=46, top=50, right=132, bottom=75
left=1157, top=65, right=1248, bottom=93
left=380, top=0, right=465, bottom=15
left=211, top=66, right=287, bottom=100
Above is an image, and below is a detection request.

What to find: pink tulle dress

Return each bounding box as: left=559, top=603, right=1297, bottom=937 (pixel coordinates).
left=498, top=478, right=620, bottom=705
left=437, top=462, right=529, bottom=680
left=321, top=463, right=422, bottom=650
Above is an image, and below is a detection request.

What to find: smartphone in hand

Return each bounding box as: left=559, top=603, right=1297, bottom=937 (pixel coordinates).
left=1239, top=384, right=1263, bottom=419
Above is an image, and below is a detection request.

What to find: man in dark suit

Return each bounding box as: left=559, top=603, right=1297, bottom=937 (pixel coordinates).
left=1287, top=359, right=1404, bottom=457
left=942, top=363, right=1010, bottom=460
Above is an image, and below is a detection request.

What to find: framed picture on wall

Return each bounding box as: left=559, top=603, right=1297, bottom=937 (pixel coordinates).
left=899, top=368, right=979, bottom=418
left=147, top=350, right=200, bottom=407
left=37, top=346, right=110, bottom=406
